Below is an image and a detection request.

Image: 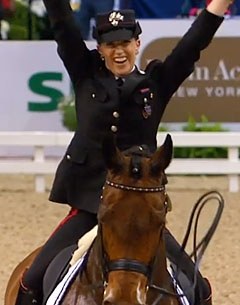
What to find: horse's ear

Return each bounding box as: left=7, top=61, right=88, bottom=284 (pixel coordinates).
left=102, top=134, right=124, bottom=171
left=150, top=134, right=173, bottom=176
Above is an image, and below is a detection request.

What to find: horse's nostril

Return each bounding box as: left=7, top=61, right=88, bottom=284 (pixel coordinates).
left=103, top=301, right=113, bottom=305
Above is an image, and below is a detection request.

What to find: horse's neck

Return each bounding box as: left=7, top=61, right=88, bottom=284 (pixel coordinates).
left=62, top=238, right=104, bottom=305
left=82, top=235, right=104, bottom=284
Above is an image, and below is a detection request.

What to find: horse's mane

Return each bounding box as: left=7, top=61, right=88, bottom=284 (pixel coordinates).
left=122, top=145, right=153, bottom=180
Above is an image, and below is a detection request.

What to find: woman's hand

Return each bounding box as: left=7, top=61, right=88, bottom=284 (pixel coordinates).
left=207, top=0, right=234, bottom=16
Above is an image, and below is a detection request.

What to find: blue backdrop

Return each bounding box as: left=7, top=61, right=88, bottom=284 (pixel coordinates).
left=120, top=0, right=240, bottom=18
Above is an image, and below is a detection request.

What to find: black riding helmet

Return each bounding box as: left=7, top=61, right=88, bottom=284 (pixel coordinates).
left=92, top=9, right=142, bottom=44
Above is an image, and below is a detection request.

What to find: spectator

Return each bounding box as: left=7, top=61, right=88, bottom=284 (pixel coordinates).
left=125, top=0, right=239, bottom=18
left=181, top=0, right=206, bottom=17
left=130, top=0, right=184, bottom=18
left=0, top=0, right=15, bottom=39
left=74, top=0, right=114, bottom=40
left=31, top=0, right=54, bottom=39
left=181, top=0, right=237, bottom=17
left=1, top=0, right=15, bottom=16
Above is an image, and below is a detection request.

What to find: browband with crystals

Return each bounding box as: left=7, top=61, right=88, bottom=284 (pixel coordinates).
left=105, top=180, right=165, bottom=192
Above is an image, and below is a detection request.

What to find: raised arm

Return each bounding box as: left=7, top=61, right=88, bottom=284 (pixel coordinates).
left=153, top=0, right=233, bottom=100
left=207, top=0, right=233, bottom=16
left=43, top=0, right=91, bottom=82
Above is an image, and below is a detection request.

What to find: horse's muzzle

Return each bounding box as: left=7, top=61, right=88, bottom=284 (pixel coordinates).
left=102, top=271, right=147, bottom=305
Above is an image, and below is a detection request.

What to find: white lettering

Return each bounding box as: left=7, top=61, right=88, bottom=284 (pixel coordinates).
left=144, top=56, right=240, bottom=82
left=205, top=87, right=214, bottom=96
left=186, top=87, right=199, bottom=97
left=189, top=66, right=210, bottom=81
left=225, top=87, right=235, bottom=97
left=229, top=66, right=240, bottom=80
left=213, top=60, right=230, bottom=80
left=205, top=86, right=240, bottom=97
left=174, top=87, right=199, bottom=97
left=175, top=87, right=185, bottom=97
left=215, top=87, right=225, bottom=97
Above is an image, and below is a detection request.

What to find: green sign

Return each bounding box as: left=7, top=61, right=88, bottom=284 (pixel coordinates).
left=28, top=72, right=64, bottom=111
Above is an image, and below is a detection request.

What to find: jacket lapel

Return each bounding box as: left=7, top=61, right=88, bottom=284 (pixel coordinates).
left=95, top=67, right=119, bottom=101
left=120, top=69, right=147, bottom=102
left=94, top=65, right=148, bottom=103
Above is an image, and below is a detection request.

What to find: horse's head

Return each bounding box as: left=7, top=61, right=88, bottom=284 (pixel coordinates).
left=98, top=134, right=173, bottom=305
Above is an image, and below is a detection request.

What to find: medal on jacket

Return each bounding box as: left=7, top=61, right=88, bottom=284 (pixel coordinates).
left=142, top=97, right=152, bottom=119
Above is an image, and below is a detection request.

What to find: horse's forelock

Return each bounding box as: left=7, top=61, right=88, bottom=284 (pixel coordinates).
left=122, top=145, right=152, bottom=180
left=129, top=154, right=142, bottom=179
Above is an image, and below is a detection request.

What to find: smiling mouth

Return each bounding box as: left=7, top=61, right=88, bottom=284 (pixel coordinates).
left=114, top=57, right=127, bottom=64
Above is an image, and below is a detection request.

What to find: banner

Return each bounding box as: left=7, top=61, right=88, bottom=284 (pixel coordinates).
left=0, top=18, right=240, bottom=137
left=140, top=36, right=240, bottom=122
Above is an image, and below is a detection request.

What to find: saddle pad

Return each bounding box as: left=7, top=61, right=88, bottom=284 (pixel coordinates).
left=46, top=254, right=190, bottom=305
left=69, top=225, right=98, bottom=266
left=46, top=253, right=87, bottom=305
left=169, top=268, right=190, bottom=305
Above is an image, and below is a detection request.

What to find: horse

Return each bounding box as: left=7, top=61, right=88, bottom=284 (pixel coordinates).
left=5, top=134, right=183, bottom=305
left=4, top=246, right=42, bottom=305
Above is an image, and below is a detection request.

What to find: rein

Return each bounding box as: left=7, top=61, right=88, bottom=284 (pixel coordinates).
left=149, top=190, right=224, bottom=304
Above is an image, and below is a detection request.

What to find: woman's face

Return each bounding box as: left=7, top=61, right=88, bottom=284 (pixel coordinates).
left=98, top=38, right=141, bottom=77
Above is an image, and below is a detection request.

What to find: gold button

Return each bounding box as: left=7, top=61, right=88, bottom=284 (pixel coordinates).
left=111, top=125, right=118, bottom=132
left=113, top=111, right=119, bottom=118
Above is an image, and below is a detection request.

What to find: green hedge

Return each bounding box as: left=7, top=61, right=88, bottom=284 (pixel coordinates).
left=6, top=1, right=51, bottom=40
left=58, top=97, right=233, bottom=159
left=173, top=116, right=228, bottom=158
left=58, top=95, right=77, bottom=131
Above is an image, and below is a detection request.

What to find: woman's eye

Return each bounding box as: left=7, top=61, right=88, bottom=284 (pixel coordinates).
left=122, top=40, right=130, bottom=46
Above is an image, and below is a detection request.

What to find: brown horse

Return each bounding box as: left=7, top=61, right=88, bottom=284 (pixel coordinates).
left=60, top=134, right=181, bottom=305
left=4, top=247, right=42, bottom=305
left=5, top=134, right=182, bottom=305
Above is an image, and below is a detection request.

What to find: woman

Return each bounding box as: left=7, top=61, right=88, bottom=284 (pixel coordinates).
left=0, top=0, right=15, bottom=39
left=15, top=1, right=233, bottom=305
left=181, top=0, right=206, bottom=17
left=181, top=0, right=234, bottom=17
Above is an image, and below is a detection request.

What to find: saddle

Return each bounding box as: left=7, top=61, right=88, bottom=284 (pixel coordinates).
left=42, top=226, right=210, bottom=305
left=42, top=226, right=98, bottom=304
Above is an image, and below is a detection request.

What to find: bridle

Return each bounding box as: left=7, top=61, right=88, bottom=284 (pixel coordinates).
left=99, top=179, right=182, bottom=301
left=105, top=180, right=166, bottom=193
left=102, top=179, right=167, bottom=279
left=94, top=181, right=224, bottom=305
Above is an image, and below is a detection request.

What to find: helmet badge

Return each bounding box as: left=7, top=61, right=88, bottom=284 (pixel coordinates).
left=108, top=12, right=124, bottom=27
